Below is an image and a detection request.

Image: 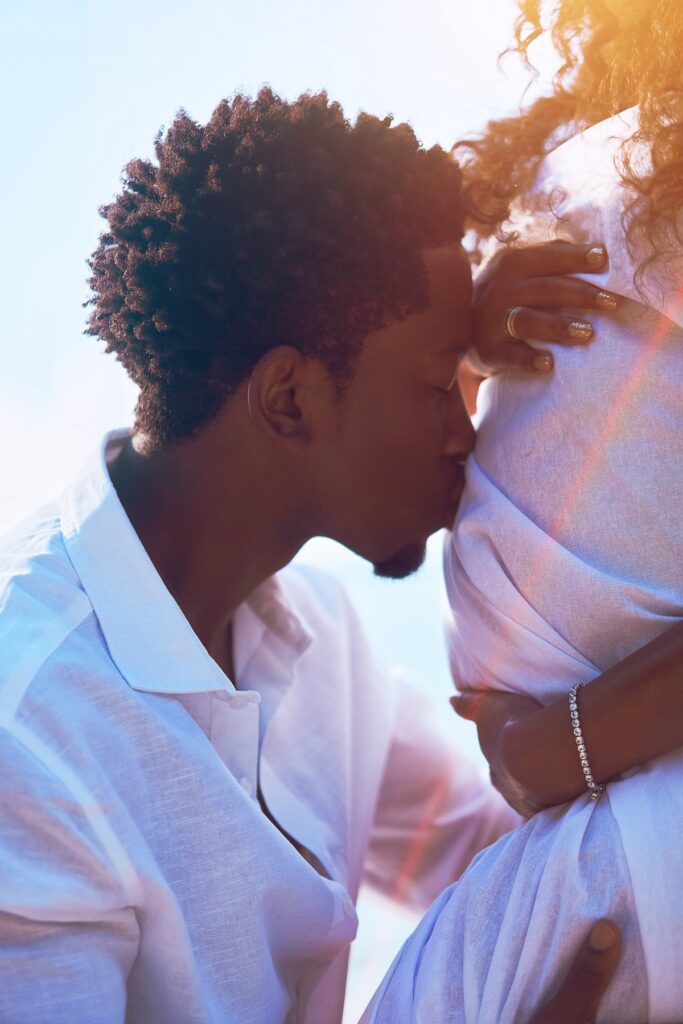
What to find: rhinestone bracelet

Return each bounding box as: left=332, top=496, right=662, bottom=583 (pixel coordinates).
left=568, top=682, right=606, bottom=801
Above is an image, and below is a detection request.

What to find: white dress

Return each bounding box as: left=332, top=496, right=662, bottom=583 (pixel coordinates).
left=362, top=108, right=683, bottom=1022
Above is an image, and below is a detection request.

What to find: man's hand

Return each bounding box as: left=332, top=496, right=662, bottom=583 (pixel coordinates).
left=458, top=241, right=617, bottom=413
left=531, top=920, right=621, bottom=1023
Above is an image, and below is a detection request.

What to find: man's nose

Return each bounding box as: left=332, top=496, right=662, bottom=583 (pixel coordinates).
left=443, top=397, right=476, bottom=461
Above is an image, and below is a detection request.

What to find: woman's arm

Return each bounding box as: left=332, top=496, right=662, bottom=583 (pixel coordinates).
left=453, top=620, right=683, bottom=815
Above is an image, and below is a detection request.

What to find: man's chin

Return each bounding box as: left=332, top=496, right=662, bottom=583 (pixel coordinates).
left=372, top=542, right=427, bottom=580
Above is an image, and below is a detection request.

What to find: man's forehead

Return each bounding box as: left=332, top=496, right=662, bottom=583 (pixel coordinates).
left=424, top=244, right=472, bottom=305
left=421, top=245, right=472, bottom=350
left=352, top=243, right=471, bottom=372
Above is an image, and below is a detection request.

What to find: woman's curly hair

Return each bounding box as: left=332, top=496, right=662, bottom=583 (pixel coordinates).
left=456, top=0, right=683, bottom=278
left=86, top=88, right=465, bottom=449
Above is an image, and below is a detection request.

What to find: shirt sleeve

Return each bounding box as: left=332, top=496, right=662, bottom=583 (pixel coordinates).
left=363, top=679, right=520, bottom=911
left=0, top=728, right=139, bottom=1023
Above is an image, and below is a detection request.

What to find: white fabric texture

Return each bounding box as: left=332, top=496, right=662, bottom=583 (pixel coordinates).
left=363, top=108, right=683, bottom=1023
left=0, top=430, right=516, bottom=1024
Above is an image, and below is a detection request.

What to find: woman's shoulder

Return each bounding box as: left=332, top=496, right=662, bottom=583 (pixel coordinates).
left=532, top=106, right=644, bottom=209
left=543, top=106, right=641, bottom=166
left=502, top=106, right=683, bottom=322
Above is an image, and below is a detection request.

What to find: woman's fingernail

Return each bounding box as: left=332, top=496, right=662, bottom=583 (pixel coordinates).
left=596, top=290, right=618, bottom=310
left=533, top=353, right=553, bottom=372
left=590, top=920, right=617, bottom=952
left=567, top=320, right=593, bottom=340
left=586, top=245, right=607, bottom=266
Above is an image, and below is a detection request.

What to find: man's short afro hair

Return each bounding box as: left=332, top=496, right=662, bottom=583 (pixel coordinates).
left=86, top=88, right=465, bottom=449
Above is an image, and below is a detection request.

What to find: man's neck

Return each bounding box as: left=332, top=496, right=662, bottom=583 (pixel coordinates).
left=108, top=428, right=312, bottom=666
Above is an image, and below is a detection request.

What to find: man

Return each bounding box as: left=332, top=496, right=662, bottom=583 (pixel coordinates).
left=0, top=89, right=622, bottom=1022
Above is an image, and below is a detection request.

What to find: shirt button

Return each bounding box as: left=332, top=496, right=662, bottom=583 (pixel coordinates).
left=239, top=776, right=253, bottom=796
left=342, top=895, right=355, bottom=918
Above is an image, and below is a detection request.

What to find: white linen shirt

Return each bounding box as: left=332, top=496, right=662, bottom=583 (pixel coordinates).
left=0, top=430, right=515, bottom=1024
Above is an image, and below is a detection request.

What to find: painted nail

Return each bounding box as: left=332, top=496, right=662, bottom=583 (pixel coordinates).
left=567, top=320, right=593, bottom=340
left=590, top=920, right=617, bottom=952
left=533, top=353, right=553, bottom=372
left=596, top=290, right=618, bottom=310
left=586, top=245, right=607, bottom=266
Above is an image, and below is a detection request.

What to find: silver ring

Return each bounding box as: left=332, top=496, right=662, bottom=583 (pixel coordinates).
left=505, top=306, right=525, bottom=340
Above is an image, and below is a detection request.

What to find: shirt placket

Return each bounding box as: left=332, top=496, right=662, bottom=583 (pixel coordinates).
left=209, top=690, right=261, bottom=799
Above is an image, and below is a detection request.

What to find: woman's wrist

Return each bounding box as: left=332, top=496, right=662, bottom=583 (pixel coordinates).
left=500, top=622, right=683, bottom=809
left=499, top=706, right=586, bottom=810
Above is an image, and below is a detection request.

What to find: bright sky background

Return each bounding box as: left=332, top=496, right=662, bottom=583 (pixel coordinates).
left=0, top=0, right=557, bottom=710
left=0, top=0, right=556, bottom=1017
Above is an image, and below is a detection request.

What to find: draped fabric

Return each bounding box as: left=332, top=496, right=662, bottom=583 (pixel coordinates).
left=363, top=108, right=683, bottom=1022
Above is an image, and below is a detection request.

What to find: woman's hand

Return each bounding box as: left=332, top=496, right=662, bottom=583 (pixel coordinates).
left=459, top=240, right=618, bottom=413
left=451, top=690, right=545, bottom=818
left=453, top=621, right=683, bottom=816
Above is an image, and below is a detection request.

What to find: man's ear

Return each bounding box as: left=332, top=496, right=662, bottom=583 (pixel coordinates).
left=246, top=346, right=327, bottom=441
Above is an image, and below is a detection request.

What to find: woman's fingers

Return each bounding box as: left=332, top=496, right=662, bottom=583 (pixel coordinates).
left=462, top=340, right=555, bottom=378
left=469, top=240, right=617, bottom=378
left=512, top=276, right=618, bottom=313
left=479, top=304, right=604, bottom=376
left=491, top=240, right=608, bottom=278
left=507, top=308, right=594, bottom=344
left=483, top=340, right=556, bottom=376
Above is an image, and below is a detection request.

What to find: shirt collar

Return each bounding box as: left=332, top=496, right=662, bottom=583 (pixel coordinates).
left=61, top=430, right=313, bottom=696
left=242, top=575, right=314, bottom=660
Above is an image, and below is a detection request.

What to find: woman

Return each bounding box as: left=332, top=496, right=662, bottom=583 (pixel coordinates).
left=363, top=2, right=683, bottom=1020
